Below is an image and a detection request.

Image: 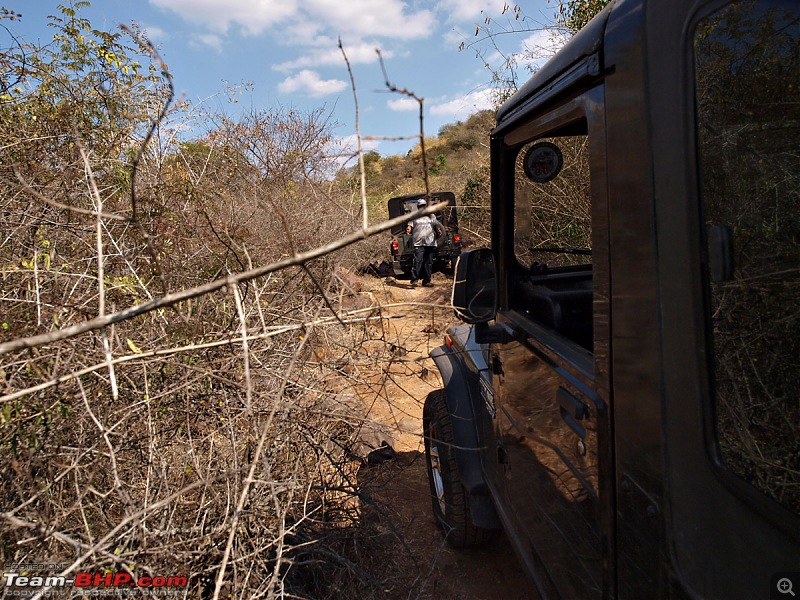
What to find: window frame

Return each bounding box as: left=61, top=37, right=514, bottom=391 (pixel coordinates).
left=494, top=87, right=610, bottom=386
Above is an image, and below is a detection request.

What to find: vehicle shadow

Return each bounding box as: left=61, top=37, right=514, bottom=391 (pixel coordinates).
left=355, top=449, right=540, bottom=600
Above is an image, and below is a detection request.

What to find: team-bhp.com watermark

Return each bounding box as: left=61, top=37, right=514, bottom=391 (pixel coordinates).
left=3, top=565, right=187, bottom=597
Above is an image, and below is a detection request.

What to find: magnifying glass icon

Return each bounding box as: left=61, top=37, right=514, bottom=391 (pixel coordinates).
left=778, top=578, right=796, bottom=596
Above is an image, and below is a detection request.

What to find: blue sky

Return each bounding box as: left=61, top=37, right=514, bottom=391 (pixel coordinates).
left=7, top=0, right=564, bottom=157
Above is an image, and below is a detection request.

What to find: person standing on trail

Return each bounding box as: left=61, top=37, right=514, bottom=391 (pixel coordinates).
left=405, top=198, right=442, bottom=287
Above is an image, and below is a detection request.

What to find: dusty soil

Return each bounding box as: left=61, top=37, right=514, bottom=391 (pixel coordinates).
left=344, top=270, right=540, bottom=600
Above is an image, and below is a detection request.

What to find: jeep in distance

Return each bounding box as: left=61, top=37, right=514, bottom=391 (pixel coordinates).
left=388, top=191, right=461, bottom=277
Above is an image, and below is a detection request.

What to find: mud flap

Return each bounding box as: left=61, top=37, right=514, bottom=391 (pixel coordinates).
left=430, top=345, right=502, bottom=530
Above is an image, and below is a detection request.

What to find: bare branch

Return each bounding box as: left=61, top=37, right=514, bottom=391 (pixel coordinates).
left=79, top=143, right=120, bottom=402
left=212, top=307, right=320, bottom=600
left=13, top=169, right=130, bottom=221
left=376, top=49, right=430, bottom=199
left=0, top=203, right=447, bottom=355
left=1, top=311, right=403, bottom=403
left=232, top=282, right=252, bottom=416
left=121, top=23, right=174, bottom=296
left=339, top=38, right=370, bottom=230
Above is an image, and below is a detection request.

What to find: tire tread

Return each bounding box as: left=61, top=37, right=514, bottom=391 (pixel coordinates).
left=424, top=389, right=497, bottom=548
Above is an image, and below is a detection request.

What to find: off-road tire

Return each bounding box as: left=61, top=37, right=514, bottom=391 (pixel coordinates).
left=423, top=388, right=497, bottom=548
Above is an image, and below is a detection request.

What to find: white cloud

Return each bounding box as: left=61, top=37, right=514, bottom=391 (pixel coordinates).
left=335, top=134, right=381, bottom=154
left=190, top=33, right=224, bottom=52
left=274, top=42, right=389, bottom=72
left=149, top=0, right=433, bottom=39
left=150, top=0, right=298, bottom=34
left=429, top=88, right=494, bottom=120
left=278, top=70, right=348, bottom=97
left=304, top=0, right=434, bottom=39
left=142, top=25, right=168, bottom=42
left=442, top=28, right=467, bottom=48
left=517, top=29, right=565, bottom=68
left=322, top=135, right=382, bottom=175
left=437, top=0, right=490, bottom=23
left=478, top=27, right=564, bottom=81
left=387, top=97, right=419, bottom=112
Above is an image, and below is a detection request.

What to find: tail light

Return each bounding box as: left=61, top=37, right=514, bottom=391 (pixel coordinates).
left=390, top=240, right=399, bottom=256
left=453, top=234, right=461, bottom=248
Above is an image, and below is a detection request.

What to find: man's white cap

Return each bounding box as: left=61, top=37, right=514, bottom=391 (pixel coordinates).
left=417, top=198, right=427, bottom=205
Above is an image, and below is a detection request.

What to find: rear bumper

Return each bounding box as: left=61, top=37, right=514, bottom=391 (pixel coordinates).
left=392, top=246, right=460, bottom=276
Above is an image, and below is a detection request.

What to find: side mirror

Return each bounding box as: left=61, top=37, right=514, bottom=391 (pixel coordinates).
left=452, top=248, right=497, bottom=323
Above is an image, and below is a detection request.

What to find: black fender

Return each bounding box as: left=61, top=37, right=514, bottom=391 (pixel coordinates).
left=430, top=345, right=502, bottom=530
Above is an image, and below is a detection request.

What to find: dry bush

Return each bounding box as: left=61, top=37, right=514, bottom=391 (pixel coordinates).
left=0, top=8, right=450, bottom=600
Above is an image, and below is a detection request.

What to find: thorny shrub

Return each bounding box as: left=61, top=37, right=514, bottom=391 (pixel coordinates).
left=0, top=5, right=429, bottom=598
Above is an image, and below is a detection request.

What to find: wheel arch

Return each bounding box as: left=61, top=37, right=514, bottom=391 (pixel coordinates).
left=430, top=345, right=502, bottom=530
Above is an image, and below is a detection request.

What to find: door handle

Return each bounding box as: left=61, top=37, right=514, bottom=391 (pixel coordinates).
left=557, top=387, right=589, bottom=420
left=558, top=387, right=588, bottom=439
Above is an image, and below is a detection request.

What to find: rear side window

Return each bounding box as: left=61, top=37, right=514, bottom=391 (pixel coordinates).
left=694, top=0, right=799, bottom=514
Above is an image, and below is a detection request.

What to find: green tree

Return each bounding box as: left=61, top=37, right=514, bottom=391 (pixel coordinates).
left=554, top=0, right=611, bottom=34
left=0, top=2, right=166, bottom=216
left=460, top=1, right=609, bottom=106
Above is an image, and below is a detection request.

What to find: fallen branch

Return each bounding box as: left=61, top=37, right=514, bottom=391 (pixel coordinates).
left=1, top=312, right=401, bottom=402
left=0, top=203, right=446, bottom=356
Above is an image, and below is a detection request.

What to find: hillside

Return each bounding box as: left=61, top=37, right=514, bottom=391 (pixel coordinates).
left=335, top=109, right=495, bottom=251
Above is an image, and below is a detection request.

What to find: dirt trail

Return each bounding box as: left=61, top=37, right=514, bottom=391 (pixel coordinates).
left=349, top=271, right=539, bottom=600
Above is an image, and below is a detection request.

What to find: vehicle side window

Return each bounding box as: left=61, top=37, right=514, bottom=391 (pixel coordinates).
left=514, top=132, right=592, bottom=269
left=694, top=0, right=799, bottom=515
left=511, top=127, right=594, bottom=351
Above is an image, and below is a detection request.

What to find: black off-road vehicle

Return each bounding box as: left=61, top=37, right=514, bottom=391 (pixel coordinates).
left=388, top=191, right=461, bottom=277
left=423, top=0, right=799, bottom=598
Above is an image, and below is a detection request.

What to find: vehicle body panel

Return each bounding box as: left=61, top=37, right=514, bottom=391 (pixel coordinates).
left=428, top=0, right=800, bottom=597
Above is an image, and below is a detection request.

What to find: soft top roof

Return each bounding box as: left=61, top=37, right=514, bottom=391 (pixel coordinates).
left=495, top=1, right=615, bottom=125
